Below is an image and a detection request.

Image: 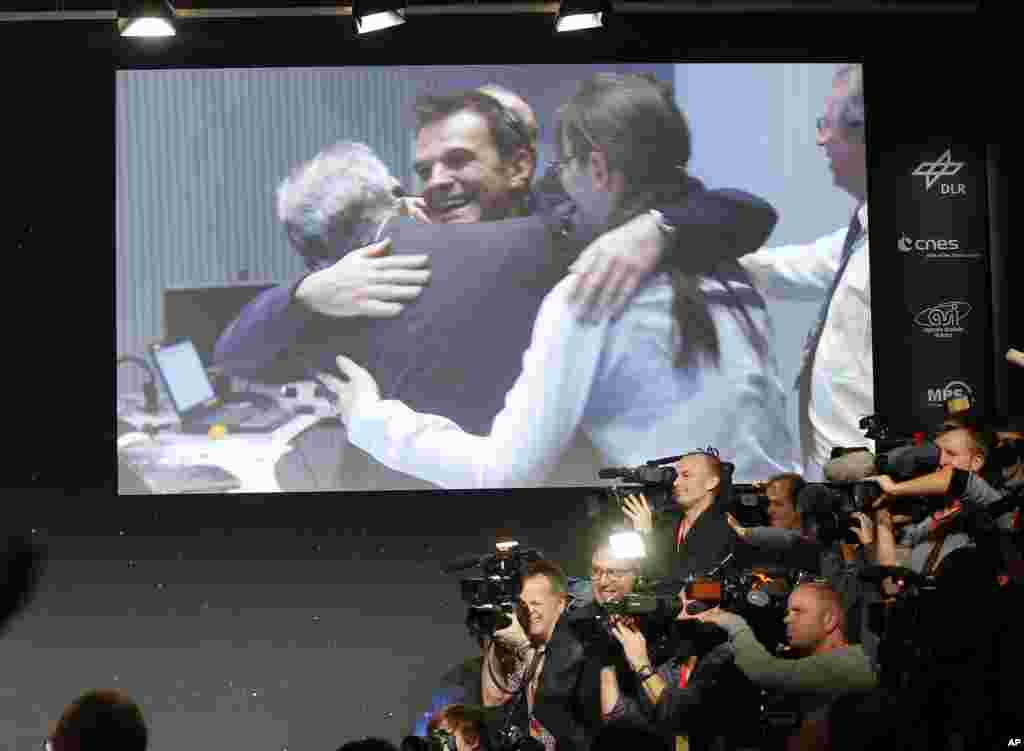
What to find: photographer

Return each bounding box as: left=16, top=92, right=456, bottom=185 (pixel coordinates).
left=564, top=544, right=645, bottom=728
left=765, top=474, right=806, bottom=531
left=480, top=559, right=589, bottom=751
left=621, top=451, right=753, bottom=582
left=865, top=421, right=1018, bottom=750
left=427, top=704, right=487, bottom=751
left=725, top=485, right=878, bottom=667
left=603, top=587, right=758, bottom=750
left=693, top=580, right=877, bottom=749
left=868, top=423, right=1005, bottom=587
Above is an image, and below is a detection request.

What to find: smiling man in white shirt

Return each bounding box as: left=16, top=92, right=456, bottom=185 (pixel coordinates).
left=738, top=63, right=870, bottom=481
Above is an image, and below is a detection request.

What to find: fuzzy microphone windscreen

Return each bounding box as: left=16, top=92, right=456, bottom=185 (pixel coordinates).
left=824, top=449, right=877, bottom=482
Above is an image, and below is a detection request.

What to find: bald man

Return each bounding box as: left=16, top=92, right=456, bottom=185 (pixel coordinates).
left=622, top=452, right=752, bottom=582
left=696, top=581, right=876, bottom=749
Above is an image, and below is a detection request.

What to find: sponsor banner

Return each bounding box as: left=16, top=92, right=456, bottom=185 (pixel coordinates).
left=870, top=139, right=992, bottom=432
left=913, top=300, right=970, bottom=340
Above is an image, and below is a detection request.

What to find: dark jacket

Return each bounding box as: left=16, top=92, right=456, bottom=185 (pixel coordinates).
left=646, top=501, right=754, bottom=584
left=434, top=618, right=593, bottom=751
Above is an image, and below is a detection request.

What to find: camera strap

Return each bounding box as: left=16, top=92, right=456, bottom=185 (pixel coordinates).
left=923, top=500, right=963, bottom=575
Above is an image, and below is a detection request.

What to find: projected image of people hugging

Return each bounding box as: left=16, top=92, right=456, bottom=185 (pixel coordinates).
left=116, top=63, right=868, bottom=494
left=315, top=73, right=798, bottom=488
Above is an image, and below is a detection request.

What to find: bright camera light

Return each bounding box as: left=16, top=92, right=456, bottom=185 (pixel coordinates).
left=609, top=530, right=645, bottom=559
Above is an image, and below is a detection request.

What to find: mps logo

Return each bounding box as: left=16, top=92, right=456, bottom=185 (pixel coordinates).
left=914, top=301, right=970, bottom=339
left=911, top=149, right=967, bottom=196
left=926, top=380, right=973, bottom=407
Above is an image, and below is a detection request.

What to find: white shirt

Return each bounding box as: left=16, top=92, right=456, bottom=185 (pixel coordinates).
left=739, top=203, right=873, bottom=479
left=347, top=271, right=800, bottom=489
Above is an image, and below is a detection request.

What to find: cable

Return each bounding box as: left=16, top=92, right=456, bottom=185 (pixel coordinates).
left=117, top=355, right=160, bottom=414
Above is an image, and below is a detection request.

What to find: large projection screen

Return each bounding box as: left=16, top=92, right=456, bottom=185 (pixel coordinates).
left=115, top=63, right=867, bottom=494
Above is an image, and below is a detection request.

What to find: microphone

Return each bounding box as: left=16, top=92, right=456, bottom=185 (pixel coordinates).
left=441, top=554, right=485, bottom=574
left=824, top=450, right=877, bottom=482
left=598, top=467, right=632, bottom=479
left=1007, top=348, right=1024, bottom=368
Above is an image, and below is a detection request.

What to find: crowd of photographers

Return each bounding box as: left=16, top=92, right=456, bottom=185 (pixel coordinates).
left=410, top=411, right=1023, bottom=751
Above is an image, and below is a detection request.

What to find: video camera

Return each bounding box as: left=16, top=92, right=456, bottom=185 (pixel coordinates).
left=676, top=554, right=797, bottom=651
left=586, top=456, right=681, bottom=520
left=443, top=540, right=543, bottom=640
left=567, top=584, right=681, bottom=659
left=590, top=448, right=732, bottom=520
left=681, top=557, right=794, bottom=617
left=729, top=482, right=771, bottom=528
left=796, top=481, right=889, bottom=547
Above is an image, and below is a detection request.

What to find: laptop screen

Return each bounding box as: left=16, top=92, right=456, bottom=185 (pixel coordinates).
left=151, top=339, right=217, bottom=415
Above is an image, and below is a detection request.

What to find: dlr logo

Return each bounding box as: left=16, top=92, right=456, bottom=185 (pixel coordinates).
left=940, top=183, right=967, bottom=195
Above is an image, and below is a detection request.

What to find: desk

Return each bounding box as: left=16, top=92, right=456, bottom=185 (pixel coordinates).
left=117, top=382, right=335, bottom=493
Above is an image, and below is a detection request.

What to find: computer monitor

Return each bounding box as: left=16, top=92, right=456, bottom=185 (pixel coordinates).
left=163, top=283, right=274, bottom=368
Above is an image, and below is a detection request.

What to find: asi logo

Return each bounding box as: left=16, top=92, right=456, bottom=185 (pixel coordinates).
left=926, top=380, right=973, bottom=407
left=911, top=149, right=966, bottom=195
left=897, top=234, right=981, bottom=259
left=915, top=301, right=970, bottom=339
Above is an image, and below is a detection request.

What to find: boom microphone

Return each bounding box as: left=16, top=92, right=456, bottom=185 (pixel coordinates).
left=824, top=450, right=877, bottom=482
left=598, top=467, right=631, bottom=479
left=441, top=554, right=486, bottom=574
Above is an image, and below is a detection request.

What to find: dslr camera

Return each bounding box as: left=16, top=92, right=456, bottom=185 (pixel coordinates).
left=402, top=728, right=459, bottom=751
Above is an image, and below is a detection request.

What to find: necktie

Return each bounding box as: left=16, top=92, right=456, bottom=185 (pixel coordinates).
left=795, top=208, right=864, bottom=391
left=796, top=208, right=864, bottom=467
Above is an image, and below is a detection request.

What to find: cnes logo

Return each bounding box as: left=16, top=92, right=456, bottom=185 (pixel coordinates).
left=897, top=235, right=980, bottom=260
left=927, top=380, right=973, bottom=406
left=915, top=301, right=970, bottom=339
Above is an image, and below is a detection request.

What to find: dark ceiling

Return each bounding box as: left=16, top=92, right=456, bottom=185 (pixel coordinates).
left=0, top=0, right=985, bottom=19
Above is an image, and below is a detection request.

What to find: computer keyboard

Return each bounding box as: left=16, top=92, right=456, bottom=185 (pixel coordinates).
left=134, top=463, right=242, bottom=494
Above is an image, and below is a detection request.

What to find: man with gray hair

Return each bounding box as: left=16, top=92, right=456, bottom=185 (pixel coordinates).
left=738, top=63, right=870, bottom=482
left=276, top=140, right=429, bottom=319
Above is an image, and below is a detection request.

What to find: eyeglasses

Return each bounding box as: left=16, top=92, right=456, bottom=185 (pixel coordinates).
left=816, top=116, right=864, bottom=134
left=591, top=566, right=635, bottom=581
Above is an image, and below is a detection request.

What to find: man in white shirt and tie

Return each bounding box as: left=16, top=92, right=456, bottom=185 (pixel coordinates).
left=739, top=63, right=870, bottom=481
